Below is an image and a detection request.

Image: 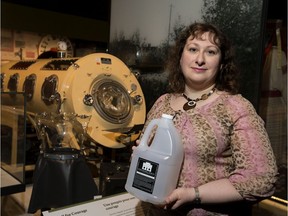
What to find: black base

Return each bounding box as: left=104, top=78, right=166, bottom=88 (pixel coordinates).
left=99, top=162, right=129, bottom=197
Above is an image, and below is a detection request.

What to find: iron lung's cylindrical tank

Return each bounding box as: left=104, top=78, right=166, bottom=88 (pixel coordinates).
left=1, top=53, right=146, bottom=148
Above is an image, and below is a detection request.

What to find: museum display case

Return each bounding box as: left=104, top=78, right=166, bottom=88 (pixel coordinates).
left=1, top=92, right=26, bottom=196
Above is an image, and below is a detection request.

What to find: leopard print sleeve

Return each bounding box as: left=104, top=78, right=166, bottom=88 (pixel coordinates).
left=225, top=95, right=278, bottom=201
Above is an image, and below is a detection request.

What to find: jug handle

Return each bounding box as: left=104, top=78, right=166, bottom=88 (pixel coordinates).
left=138, top=118, right=159, bottom=149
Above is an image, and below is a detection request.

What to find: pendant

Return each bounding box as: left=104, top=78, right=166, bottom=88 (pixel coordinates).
left=183, top=100, right=196, bottom=110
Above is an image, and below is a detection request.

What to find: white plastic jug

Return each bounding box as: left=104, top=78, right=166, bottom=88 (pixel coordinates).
left=125, top=113, right=184, bottom=205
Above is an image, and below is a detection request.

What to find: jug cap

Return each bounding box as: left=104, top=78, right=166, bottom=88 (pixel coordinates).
left=162, top=113, right=173, bottom=119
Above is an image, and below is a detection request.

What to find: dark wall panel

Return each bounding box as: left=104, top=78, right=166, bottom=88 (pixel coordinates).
left=1, top=2, right=110, bottom=43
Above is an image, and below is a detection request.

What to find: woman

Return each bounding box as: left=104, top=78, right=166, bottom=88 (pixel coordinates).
left=139, top=22, right=278, bottom=215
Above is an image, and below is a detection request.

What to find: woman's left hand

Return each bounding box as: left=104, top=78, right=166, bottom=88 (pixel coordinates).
left=164, top=188, right=194, bottom=210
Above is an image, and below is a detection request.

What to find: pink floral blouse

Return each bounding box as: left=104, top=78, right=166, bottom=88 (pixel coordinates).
left=143, top=93, right=278, bottom=215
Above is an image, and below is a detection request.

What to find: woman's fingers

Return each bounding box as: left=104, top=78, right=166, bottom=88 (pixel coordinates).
left=165, top=188, right=194, bottom=209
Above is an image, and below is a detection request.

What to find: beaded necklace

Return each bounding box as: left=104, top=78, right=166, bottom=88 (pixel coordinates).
left=182, top=87, right=216, bottom=110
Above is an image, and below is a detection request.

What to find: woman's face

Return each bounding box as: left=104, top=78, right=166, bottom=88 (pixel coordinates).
left=180, top=32, right=221, bottom=89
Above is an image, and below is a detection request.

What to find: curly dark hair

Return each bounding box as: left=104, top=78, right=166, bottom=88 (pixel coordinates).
left=166, top=22, right=239, bottom=94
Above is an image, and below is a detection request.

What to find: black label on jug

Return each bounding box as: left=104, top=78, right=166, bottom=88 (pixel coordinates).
left=132, top=157, right=159, bottom=194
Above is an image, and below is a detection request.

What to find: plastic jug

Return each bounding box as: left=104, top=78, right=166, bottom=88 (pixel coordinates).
left=125, top=113, right=184, bottom=205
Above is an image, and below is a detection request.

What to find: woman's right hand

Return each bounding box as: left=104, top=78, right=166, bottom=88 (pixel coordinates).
left=130, top=140, right=140, bottom=159
left=164, top=188, right=194, bottom=210
left=133, top=139, right=140, bottom=150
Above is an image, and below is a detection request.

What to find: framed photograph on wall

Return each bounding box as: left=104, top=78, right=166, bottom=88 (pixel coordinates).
left=1, top=29, right=14, bottom=52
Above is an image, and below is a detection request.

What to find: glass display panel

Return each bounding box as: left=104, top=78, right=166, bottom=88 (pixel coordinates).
left=1, top=91, right=26, bottom=195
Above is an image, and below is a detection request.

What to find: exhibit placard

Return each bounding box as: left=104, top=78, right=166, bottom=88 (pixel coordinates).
left=42, top=193, right=147, bottom=216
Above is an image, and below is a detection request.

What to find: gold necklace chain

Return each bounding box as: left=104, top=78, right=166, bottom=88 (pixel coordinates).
left=182, top=87, right=216, bottom=110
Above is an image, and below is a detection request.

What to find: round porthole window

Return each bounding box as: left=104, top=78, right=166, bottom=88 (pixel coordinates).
left=23, top=74, right=36, bottom=101
left=91, top=79, right=133, bottom=124
left=41, top=74, right=58, bottom=105
left=7, top=73, right=19, bottom=92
